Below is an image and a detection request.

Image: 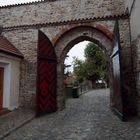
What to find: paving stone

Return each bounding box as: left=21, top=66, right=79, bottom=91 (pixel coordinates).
left=2, top=89, right=140, bottom=140
left=0, top=108, right=34, bottom=139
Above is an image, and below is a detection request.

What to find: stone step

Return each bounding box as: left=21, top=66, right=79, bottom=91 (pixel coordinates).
left=0, top=108, right=10, bottom=116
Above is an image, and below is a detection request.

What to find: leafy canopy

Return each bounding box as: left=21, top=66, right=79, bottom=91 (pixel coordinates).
left=73, top=42, right=108, bottom=84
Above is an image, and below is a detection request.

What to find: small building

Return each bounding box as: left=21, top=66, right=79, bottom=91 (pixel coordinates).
left=0, top=35, right=23, bottom=112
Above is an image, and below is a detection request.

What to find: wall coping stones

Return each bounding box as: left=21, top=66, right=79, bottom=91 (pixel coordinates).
left=3, top=13, right=129, bottom=31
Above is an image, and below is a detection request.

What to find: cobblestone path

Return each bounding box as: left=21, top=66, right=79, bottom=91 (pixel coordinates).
left=2, top=89, right=140, bottom=140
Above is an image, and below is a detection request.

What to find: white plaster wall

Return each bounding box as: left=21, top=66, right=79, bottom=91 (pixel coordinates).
left=126, top=0, right=140, bottom=40
left=0, top=53, right=21, bottom=110
left=0, top=61, right=11, bottom=109
left=125, top=0, right=134, bottom=11
left=9, top=59, right=20, bottom=110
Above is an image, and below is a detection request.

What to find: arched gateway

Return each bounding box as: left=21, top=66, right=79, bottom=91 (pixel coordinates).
left=54, top=25, right=113, bottom=109
left=36, top=21, right=136, bottom=120
left=0, top=0, right=137, bottom=120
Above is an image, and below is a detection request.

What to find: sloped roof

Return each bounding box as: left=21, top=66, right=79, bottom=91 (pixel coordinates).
left=0, top=36, right=24, bottom=58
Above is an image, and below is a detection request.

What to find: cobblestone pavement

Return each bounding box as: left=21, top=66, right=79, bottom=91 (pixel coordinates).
left=0, top=108, right=34, bottom=139
left=2, top=89, right=140, bottom=140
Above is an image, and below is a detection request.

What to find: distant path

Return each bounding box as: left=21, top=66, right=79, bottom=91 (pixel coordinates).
left=3, top=89, right=140, bottom=140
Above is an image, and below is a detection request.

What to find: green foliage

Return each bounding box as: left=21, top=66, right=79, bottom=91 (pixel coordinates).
left=73, top=57, right=86, bottom=83
left=73, top=42, right=109, bottom=85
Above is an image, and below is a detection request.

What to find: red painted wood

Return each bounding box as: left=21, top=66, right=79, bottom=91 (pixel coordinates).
left=111, top=20, right=126, bottom=121
left=36, top=30, right=57, bottom=117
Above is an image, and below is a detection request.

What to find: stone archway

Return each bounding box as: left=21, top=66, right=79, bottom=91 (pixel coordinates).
left=54, top=25, right=113, bottom=109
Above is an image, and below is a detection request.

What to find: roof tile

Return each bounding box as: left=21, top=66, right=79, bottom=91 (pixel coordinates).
left=0, top=36, right=24, bottom=58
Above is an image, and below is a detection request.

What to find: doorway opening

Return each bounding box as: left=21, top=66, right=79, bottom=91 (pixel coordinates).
left=54, top=25, right=113, bottom=113
left=63, top=40, right=109, bottom=100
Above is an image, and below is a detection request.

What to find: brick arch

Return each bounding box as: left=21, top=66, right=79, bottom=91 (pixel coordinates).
left=54, top=25, right=113, bottom=110
left=52, top=23, right=113, bottom=46
left=60, top=36, right=109, bottom=64
left=55, top=25, right=112, bottom=63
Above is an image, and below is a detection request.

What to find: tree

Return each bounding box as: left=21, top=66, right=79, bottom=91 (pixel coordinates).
left=73, top=42, right=109, bottom=87
left=85, top=43, right=108, bottom=85
left=73, top=57, right=86, bottom=83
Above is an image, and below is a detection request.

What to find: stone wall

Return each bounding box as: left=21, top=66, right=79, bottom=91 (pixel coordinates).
left=2, top=21, right=114, bottom=108
left=2, top=29, right=38, bottom=108
left=2, top=18, right=132, bottom=110
left=132, top=36, right=140, bottom=116
left=0, top=0, right=134, bottom=111
left=0, top=0, right=125, bottom=27
left=119, top=19, right=137, bottom=114
left=125, top=0, right=140, bottom=116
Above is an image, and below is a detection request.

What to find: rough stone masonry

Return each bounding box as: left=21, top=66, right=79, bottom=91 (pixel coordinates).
left=0, top=0, right=137, bottom=115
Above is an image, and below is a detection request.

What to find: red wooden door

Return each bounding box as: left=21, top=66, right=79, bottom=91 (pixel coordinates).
left=36, top=30, right=57, bottom=117
left=111, top=19, right=127, bottom=121
left=0, top=67, right=4, bottom=110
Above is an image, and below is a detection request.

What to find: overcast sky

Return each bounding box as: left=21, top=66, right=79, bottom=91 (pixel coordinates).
left=65, top=41, right=90, bottom=72
left=0, top=0, right=39, bottom=6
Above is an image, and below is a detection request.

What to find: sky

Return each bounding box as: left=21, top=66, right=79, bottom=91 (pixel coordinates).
left=64, top=41, right=90, bottom=72
left=0, top=0, right=90, bottom=72
left=0, top=0, right=39, bottom=6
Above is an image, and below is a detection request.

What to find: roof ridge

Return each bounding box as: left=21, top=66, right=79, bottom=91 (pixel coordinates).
left=0, top=0, right=55, bottom=9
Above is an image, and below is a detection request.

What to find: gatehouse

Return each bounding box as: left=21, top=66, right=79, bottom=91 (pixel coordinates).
left=0, top=0, right=139, bottom=120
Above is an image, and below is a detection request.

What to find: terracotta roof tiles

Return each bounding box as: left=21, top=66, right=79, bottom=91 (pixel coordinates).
left=0, top=36, right=24, bottom=58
